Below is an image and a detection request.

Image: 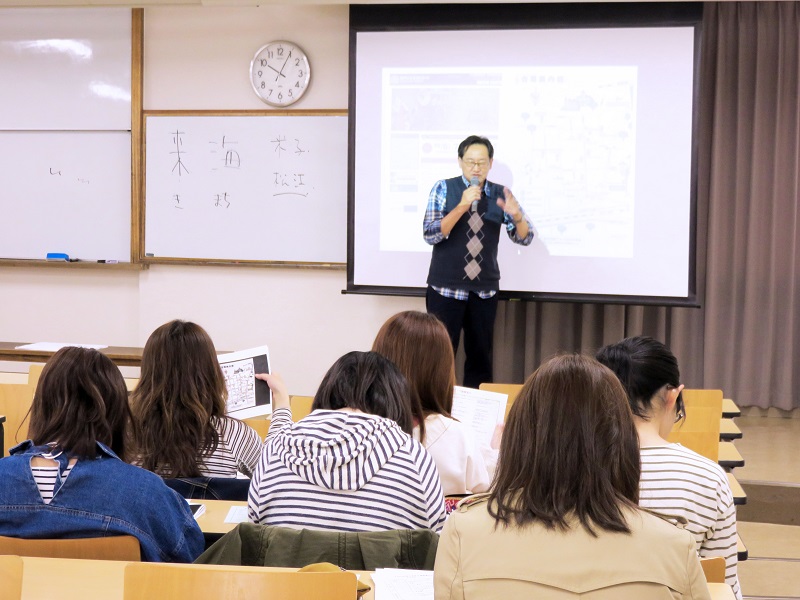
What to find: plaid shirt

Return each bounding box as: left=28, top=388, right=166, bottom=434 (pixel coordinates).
left=423, top=176, right=534, bottom=300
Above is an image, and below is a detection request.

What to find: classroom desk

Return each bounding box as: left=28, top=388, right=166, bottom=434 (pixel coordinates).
left=194, top=500, right=247, bottom=535
left=16, top=556, right=735, bottom=600
left=719, top=418, right=742, bottom=440
left=718, top=441, right=745, bottom=469
left=0, top=342, right=144, bottom=368
left=721, top=398, right=741, bottom=419
left=737, top=534, right=748, bottom=561
left=18, top=557, right=374, bottom=600
left=726, top=472, right=747, bottom=505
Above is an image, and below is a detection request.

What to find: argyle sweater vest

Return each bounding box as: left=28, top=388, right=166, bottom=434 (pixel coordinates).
left=427, top=176, right=504, bottom=292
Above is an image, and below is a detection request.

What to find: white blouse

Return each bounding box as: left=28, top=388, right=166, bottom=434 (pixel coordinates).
left=413, top=414, right=492, bottom=496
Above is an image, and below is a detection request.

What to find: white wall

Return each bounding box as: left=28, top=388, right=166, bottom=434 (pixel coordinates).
left=0, top=5, right=424, bottom=394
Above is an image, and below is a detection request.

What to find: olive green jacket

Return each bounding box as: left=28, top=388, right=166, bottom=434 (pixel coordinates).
left=195, top=522, right=439, bottom=571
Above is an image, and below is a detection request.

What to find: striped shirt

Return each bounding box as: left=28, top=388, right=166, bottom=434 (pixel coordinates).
left=31, top=463, right=74, bottom=504
left=248, top=407, right=446, bottom=533
left=640, top=444, right=741, bottom=600
left=197, top=417, right=263, bottom=478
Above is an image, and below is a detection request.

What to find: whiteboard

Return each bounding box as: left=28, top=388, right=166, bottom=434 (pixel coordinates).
left=144, top=113, right=348, bottom=264
left=0, top=8, right=132, bottom=131
left=0, top=131, right=131, bottom=261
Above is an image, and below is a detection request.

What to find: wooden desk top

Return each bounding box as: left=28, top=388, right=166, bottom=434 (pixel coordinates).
left=0, top=343, right=231, bottom=368
left=718, top=441, right=745, bottom=469
left=726, top=472, right=747, bottom=505
left=719, top=418, right=742, bottom=440
left=722, top=398, right=741, bottom=419
left=18, top=557, right=734, bottom=600
left=194, top=500, right=247, bottom=535
left=0, top=342, right=144, bottom=368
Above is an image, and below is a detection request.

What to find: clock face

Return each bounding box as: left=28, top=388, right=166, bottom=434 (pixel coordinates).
left=250, top=41, right=311, bottom=107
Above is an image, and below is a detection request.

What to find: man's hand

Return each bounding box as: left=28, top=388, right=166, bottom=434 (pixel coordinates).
left=459, top=184, right=482, bottom=211
left=496, top=186, right=522, bottom=220
left=441, top=184, right=481, bottom=237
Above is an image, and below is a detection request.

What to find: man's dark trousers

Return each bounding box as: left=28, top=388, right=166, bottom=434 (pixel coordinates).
left=426, top=287, right=498, bottom=389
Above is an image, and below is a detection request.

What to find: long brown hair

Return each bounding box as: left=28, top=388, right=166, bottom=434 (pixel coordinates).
left=129, top=320, right=227, bottom=477
left=372, top=311, right=456, bottom=442
left=488, top=353, right=641, bottom=535
left=28, top=347, right=132, bottom=461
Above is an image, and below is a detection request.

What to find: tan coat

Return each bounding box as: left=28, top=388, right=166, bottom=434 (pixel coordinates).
left=434, top=496, right=712, bottom=600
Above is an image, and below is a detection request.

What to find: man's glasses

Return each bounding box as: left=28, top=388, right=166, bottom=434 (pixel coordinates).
left=462, top=159, right=490, bottom=169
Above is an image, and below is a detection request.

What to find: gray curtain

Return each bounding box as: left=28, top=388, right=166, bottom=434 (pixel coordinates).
left=488, top=3, right=800, bottom=411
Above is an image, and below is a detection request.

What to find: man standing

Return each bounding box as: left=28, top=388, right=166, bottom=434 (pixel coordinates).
left=423, top=135, right=533, bottom=388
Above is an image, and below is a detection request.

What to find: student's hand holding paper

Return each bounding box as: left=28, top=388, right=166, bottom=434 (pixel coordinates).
left=255, top=373, right=290, bottom=409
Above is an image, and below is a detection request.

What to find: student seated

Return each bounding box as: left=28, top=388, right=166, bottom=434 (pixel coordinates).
left=0, top=347, right=204, bottom=562
left=130, top=320, right=262, bottom=478
left=434, top=354, right=711, bottom=600
left=597, top=336, right=741, bottom=599
left=372, top=310, right=491, bottom=496
left=248, top=351, right=446, bottom=533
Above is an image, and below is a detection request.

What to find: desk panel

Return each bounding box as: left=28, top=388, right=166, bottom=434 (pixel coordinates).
left=18, top=557, right=735, bottom=600
left=0, top=342, right=144, bottom=368
left=719, top=441, right=745, bottom=469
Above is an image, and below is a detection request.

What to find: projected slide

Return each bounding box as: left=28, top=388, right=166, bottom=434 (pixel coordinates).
left=351, top=22, right=697, bottom=301
left=379, top=66, right=637, bottom=258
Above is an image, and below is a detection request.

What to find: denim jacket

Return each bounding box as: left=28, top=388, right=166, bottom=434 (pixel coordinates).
left=0, top=441, right=204, bottom=562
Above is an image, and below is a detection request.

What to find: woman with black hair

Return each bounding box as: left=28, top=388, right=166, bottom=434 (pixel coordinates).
left=248, top=351, right=446, bottom=533
left=597, top=336, right=741, bottom=599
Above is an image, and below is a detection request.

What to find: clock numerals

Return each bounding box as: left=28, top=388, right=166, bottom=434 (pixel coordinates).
left=251, top=41, right=310, bottom=107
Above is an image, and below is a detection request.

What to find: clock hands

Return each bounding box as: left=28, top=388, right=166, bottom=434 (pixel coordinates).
left=275, top=52, right=292, bottom=82
left=267, top=64, right=285, bottom=79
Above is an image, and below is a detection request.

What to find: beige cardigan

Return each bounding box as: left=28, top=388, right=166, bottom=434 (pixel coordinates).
left=434, top=496, right=712, bottom=600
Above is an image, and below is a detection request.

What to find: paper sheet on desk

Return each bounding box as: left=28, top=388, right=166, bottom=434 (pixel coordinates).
left=450, top=386, right=508, bottom=449
left=15, top=342, right=108, bottom=351
left=371, top=569, right=433, bottom=600
left=224, top=506, right=249, bottom=524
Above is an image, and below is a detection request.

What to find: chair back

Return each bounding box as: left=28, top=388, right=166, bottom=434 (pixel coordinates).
left=0, top=363, right=44, bottom=456
left=699, top=556, right=726, bottom=583
left=27, top=363, right=46, bottom=390
left=673, top=406, right=721, bottom=435
left=243, top=417, right=270, bottom=439
left=478, top=383, right=519, bottom=419
left=668, top=403, right=721, bottom=462
left=0, top=555, right=23, bottom=600
left=163, top=477, right=250, bottom=501
left=290, top=396, right=314, bottom=421
left=682, top=389, right=724, bottom=415
left=0, top=534, right=141, bottom=561
left=123, top=563, right=357, bottom=600
left=666, top=430, right=719, bottom=462
left=0, top=383, right=31, bottom=456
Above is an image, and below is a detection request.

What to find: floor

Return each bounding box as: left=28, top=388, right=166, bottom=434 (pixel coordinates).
left=733, top=416, right=800, bottom=599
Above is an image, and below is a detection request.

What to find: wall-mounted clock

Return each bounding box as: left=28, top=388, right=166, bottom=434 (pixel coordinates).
left=250, top=41, right=311, bottom=107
